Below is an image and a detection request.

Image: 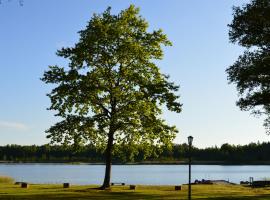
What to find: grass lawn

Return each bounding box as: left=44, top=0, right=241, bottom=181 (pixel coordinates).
left=0, top=183, right=270, bottom=200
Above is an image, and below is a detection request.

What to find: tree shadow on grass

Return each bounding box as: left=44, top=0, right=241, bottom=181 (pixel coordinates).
left=2, top=193, right=270, bottom=200
left=196, top=194, right=270, bottom=200
left=0, top=193, right=174, bottom=200
left=2, top=187, right=270, bottom=200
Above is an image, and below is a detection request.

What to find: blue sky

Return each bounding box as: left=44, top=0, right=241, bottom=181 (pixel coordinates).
left=0, top=0, right=268, bottom=148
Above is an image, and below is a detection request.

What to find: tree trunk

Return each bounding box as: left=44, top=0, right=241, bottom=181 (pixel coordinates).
left=100, top=130, right=114, bottom=189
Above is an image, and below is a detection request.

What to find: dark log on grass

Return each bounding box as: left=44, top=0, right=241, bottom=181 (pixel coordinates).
left=111, top=182, right=125, bottom=186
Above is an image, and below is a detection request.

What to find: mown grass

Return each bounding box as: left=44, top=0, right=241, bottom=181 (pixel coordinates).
left=0, top=183, right=270, bottom=199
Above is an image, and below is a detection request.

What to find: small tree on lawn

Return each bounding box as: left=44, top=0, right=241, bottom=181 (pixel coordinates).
left=42, top=5, right=182, bottom=189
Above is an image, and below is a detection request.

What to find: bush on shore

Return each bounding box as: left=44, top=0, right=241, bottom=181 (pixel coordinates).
left=0, top=176, right=14, bottom=184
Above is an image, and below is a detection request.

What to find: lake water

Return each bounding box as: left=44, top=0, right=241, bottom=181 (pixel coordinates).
left=0, top=164, right=270, bottom=185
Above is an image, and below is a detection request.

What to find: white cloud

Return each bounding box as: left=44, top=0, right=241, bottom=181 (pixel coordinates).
left=0, top=121, right=29, bottom=131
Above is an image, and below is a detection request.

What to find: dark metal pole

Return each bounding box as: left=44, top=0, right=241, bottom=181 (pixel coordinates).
left=188, top=143, right=191, bottom=200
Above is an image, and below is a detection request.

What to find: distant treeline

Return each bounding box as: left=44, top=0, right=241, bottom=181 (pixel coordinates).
left=0, top=142, right=270, bottom=164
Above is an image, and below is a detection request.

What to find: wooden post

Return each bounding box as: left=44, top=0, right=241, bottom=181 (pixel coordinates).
left=21, top=182, right=29, bottom=188
left=130, top=185, right=136, bottom=190
left=175, top=185, right=182, bottom=190
left=63, top=183, right=70, bottom=188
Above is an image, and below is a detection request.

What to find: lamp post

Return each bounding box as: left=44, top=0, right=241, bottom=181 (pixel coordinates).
left=188, top=136, right=193, bottom=200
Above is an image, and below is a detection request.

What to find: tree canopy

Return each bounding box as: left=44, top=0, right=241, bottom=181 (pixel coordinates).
left=226, top=0, right=270, bottom=133
left=42, top=5, right=182, bottom=188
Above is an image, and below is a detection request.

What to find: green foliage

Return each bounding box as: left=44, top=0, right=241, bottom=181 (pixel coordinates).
left=0, top=176, right=14, bottom=184
left=226, top=0, right=270, bottom=133
left=42, top=5, right=181, bottom=158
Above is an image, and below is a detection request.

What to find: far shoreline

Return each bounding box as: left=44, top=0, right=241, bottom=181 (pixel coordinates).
left=1, top=160, right=270, bottom=165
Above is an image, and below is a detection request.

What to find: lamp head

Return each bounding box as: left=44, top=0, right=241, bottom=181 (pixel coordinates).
left=188, top=136, right=193, bottom=146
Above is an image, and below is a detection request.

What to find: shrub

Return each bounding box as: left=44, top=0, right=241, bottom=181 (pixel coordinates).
left=0, top=176, right=14, bottom=184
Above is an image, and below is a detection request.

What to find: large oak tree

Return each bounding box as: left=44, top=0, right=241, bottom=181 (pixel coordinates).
left=42, top=5, right=182, bottom=189
left=226, top=0, right=270, bottom=133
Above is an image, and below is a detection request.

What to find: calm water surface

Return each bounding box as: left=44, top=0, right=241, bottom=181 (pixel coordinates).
left=0, top=164, right=270, bottom=185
